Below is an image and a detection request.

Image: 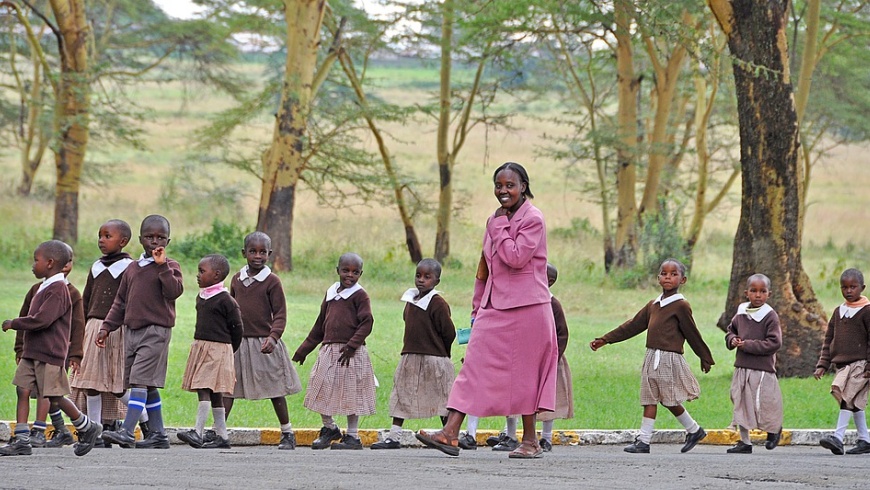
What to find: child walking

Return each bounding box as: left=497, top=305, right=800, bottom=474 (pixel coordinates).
left=1, top=240, right=101, bottom=457
left=538, top=263, right=573, bottom=451
left=815, top=268, right=870, bottom=455
left=98, top=214, right=184, bottom=449
left=724, top=273, right=783, bottom=453
left=590, top=258, right=714, bottom=454
left=292, top=252, right=376, bottom=450
left=223, top=232, right=302, bottom=450
left=371, top=258, right=456, bottom=449
left=177, top=254, right=243, bottom=449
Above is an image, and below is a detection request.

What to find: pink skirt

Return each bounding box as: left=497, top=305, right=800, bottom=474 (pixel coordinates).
left=447, top=302, right=558, bottom=416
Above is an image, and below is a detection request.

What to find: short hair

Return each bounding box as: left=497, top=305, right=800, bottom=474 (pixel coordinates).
left=417, top=258, right=442, bottom=279
left=547, top=263, right=558, bottom=283
left=37, top=240, right=72, bottom=265
left=841, top=268, right=865, bottom=286
left=140, top=214, right=170, bottom=235
left=745, top=273, right=771, bottom=290
left=338, top=252, right=363, bottom=269
left=104, top=219, right=132, bottom=241
left=493, top=162, right=534, bottom=199
left=203, top=254, right=230, bottom=281
left=660, top=258, right=687, bottom=277
left=244, top=231, right=272, bottom=250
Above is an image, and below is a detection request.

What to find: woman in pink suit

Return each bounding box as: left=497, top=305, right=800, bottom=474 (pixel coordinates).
left=417, top=162, right=558, bottom=459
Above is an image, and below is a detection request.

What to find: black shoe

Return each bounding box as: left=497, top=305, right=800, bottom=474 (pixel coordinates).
left=177, top=430, right=204, bottom=448
left=370, top=438, right=400, bottom=450
left=202, top=429, right=217, bottom=444
left=73, top=420, right=102, bottom=456
left=486, top=432, right=505, bottom=447
left=331, top=434, right=363, bottom=450
left=681, top=427, right=706, bottom=453
left=820, top=435, right=845, bottom=455
left=765, top=431, right=781, bottom=450
left=0, top=438, right=32, bottom=456
left=624, top=439, right=650, bottom=454
left=29, top=428, right=46, bottom=448
left=102, top=429, right=136, bottom=447
left=138, top=421, right=152, bottom=440
left=492, top=436, right=519, bottom=451
left=135, top=432, right=170, bottom=449
left=458, top=433, right=477, bottom=450
left=45, top=429, right=75, bottom=448
left=278, top=431, right=296, bottom=450
left=311, top=426, right=342, bottom=450
left=539, top=438, right=553, bottom=452
left=846, top=439, right=870, bottom=455
left=727, top=441, right=752, bottom=454
left=202, top=436, right=231, bottom=449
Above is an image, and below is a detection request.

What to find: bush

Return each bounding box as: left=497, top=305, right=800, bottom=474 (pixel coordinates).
left=171, top=220, right=249, bottom=262
left=612, top=200, right=690, bottom=289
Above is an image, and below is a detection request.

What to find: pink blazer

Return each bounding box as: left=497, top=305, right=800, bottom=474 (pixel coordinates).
left=472, top=199, right=550, bottom=315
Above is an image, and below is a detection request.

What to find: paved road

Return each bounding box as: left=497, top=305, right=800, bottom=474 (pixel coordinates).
left=0, top=443, right=863, bottom=489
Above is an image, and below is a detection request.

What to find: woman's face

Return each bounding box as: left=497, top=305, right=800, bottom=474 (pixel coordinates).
left=494, top=168, right=526, bottom=211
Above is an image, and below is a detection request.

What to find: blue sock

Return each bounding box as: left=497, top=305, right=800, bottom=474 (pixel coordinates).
left=122, top=388, right=148, bottom=434
left=146, top=388, right=164, bottom=435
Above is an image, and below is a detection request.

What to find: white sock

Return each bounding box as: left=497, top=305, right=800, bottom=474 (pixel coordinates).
left=639, top=417, right=655, bottom=444
left=195, top=401, right=210, bottom=436
left=835, top=409, right=852, bottom=441
left=505, top=416, right=518, bottom=440
left=466, top=416, right=479, bottom=437
left=280, top=422, right=293, bottom=433
left=389, top=424, right=402, bottom=440
left=86, top=395, right=103, bottom=425
left=347, top=415, right=359, bottom=438
left=321, top=414, right=337, bottom=430
left=542, top=420, right=554, bottom=442
left=854, top=411, right=870, bottom=442
left=212, top=407, right=228, bottom=439
left=676, top=410, right=700, bottom=434
left=738, top=425, right=751, bottom=445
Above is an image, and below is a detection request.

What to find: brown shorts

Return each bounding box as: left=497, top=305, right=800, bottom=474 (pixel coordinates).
left=125, top=325, right=172, bottom=389
left=13, top=359, right=71, bottom=397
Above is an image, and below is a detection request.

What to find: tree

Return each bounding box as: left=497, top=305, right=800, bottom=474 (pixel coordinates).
left=708, top=0, right=826, bottom=376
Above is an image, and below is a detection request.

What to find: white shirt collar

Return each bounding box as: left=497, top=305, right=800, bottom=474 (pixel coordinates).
left=840, top=303, right=868, bottom=319
left=401, top=288, right=440, bottom=310
left=326, top=282, right=362, bottom=302
left=37, top=273, right=66, bottom=294
left=92, top=257, right=133, bottom=279
left=137, top=253, right=155, bottom=267
left=239, top=265, right=271, bottom=286
left=654, top=293, right=685, bottom=308
left=736, top=302, right=773, bottom=322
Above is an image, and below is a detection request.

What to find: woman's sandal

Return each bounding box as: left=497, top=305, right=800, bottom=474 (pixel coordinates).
left=508, top=440, right=543, bottom=459
left=415, top=430, right=460, bottom=457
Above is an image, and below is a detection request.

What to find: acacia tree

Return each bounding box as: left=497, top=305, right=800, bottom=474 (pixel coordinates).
left=708, top=0, right=827, bottom=376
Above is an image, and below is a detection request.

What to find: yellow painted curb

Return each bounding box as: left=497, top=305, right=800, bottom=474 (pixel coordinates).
left=702, top=429, right=791, bottom=446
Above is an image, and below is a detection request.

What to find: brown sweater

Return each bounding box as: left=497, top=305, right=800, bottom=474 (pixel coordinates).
left=15, top=281, right=85, bottom=366
left=295, top=288, right=374, bottom=358
left=401, top=294, right=455, bottom=358
left=552, top=296, right=569, bottom=359
left=194, top=292, right=244, bottom=352
left=601, top=298, right=715, bottom=366
left=82, top=253, right=132, bottom=320
left=816, top=306, right=870, bottom=372
left=725, top=307, right=782, bottom=373
left=11, top=280, right=72, bottom=367
left=101, top=258, right=184, bottom=333
left=229, top=272, right=287, bottom=340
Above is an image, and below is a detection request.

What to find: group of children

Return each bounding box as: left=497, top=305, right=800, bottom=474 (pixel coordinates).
left=3, top=216, right=870, bottom=457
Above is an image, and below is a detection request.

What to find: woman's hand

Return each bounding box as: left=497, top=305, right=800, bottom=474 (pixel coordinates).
left=338, top=344, right=357, bottom=366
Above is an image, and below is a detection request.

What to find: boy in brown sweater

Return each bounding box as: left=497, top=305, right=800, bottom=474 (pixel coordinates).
left=1, top=240, right=101, bottom=457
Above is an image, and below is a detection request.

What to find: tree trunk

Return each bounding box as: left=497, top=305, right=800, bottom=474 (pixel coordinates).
left=708, top=0, right=827, bottom=377
left=257, top=0, right=326, bottom=271
left=50, top=0, right=90, bottom=244
left=433, top=0, right=454, bottom=264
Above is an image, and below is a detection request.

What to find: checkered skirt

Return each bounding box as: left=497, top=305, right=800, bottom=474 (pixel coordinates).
left=303, top=343, right=376, bottom=416
left=639, top=348, right=700, bottom=406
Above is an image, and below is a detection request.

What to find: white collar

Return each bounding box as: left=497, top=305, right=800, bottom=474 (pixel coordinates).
left=736, top=302, right=773, bottom=322
left=92, top=257, right=133, bottom=279
left=137, top=253, right=155, bottom=267
left=840, top=303, right=868, bottom=319
left=37, top=273, right=66, bottom=294
left=239, top=265, right=271, bottom=283
left=326, top=282, right=362, bottom=301
left=654, top=293, right=685, bottom=308
left=401, top=288, right=440, bottom=310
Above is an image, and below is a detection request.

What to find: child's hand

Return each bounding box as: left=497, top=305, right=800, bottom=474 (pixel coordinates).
left=95, top=330, right=108, bottom=348
left=152, top=246, right=167, bottom=265
left=730, top=337, right=743, bottom=348
left=291, top=353, right=305, bottom=365
left=813, top=367, right=826, bottom=379
left=2, top=320, right=12, bottom=331
left=701, top=360, right=712, bottom=373
left=589, top=338, right=607, bottom=351
left=864, top=371, right=870, bottom=379
left=338, top=345, right=356, bottom=366
left=69, top=360, right=80, bottom=375
left=261, top=337, right=277, bottom=354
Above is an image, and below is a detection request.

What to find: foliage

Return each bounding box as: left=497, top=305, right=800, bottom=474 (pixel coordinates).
left=171, top=219, right=250, bottom=262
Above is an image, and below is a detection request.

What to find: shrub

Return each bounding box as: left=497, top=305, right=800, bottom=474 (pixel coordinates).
left=172, top=220, right=249, bottom=262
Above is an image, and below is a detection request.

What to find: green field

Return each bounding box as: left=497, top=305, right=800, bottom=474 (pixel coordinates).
left=1, top=61, right=868, bottom=432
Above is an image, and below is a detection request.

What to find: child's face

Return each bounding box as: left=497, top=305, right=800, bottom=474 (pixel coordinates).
left=197, top=258, right=222, bottom=289
left=415, top=265, right=440, bottom=296
left=31, top=248, right=55, bottom=279
left=336, top=258, right=363, bottom=290
left=139, top=222, right=170, bottom=257
left=547, top=271, right=557, bottom=288
left=840, top=276, right=865, bottom=303
left=98, top=224, right=129, bottom=256
left=494, top=168, right=526, bottom=211
left=658, top=262, right=686, bottom=294
left=745, top=279, right=770, bottom=308
left=243, top=239, right=271, bottom=272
